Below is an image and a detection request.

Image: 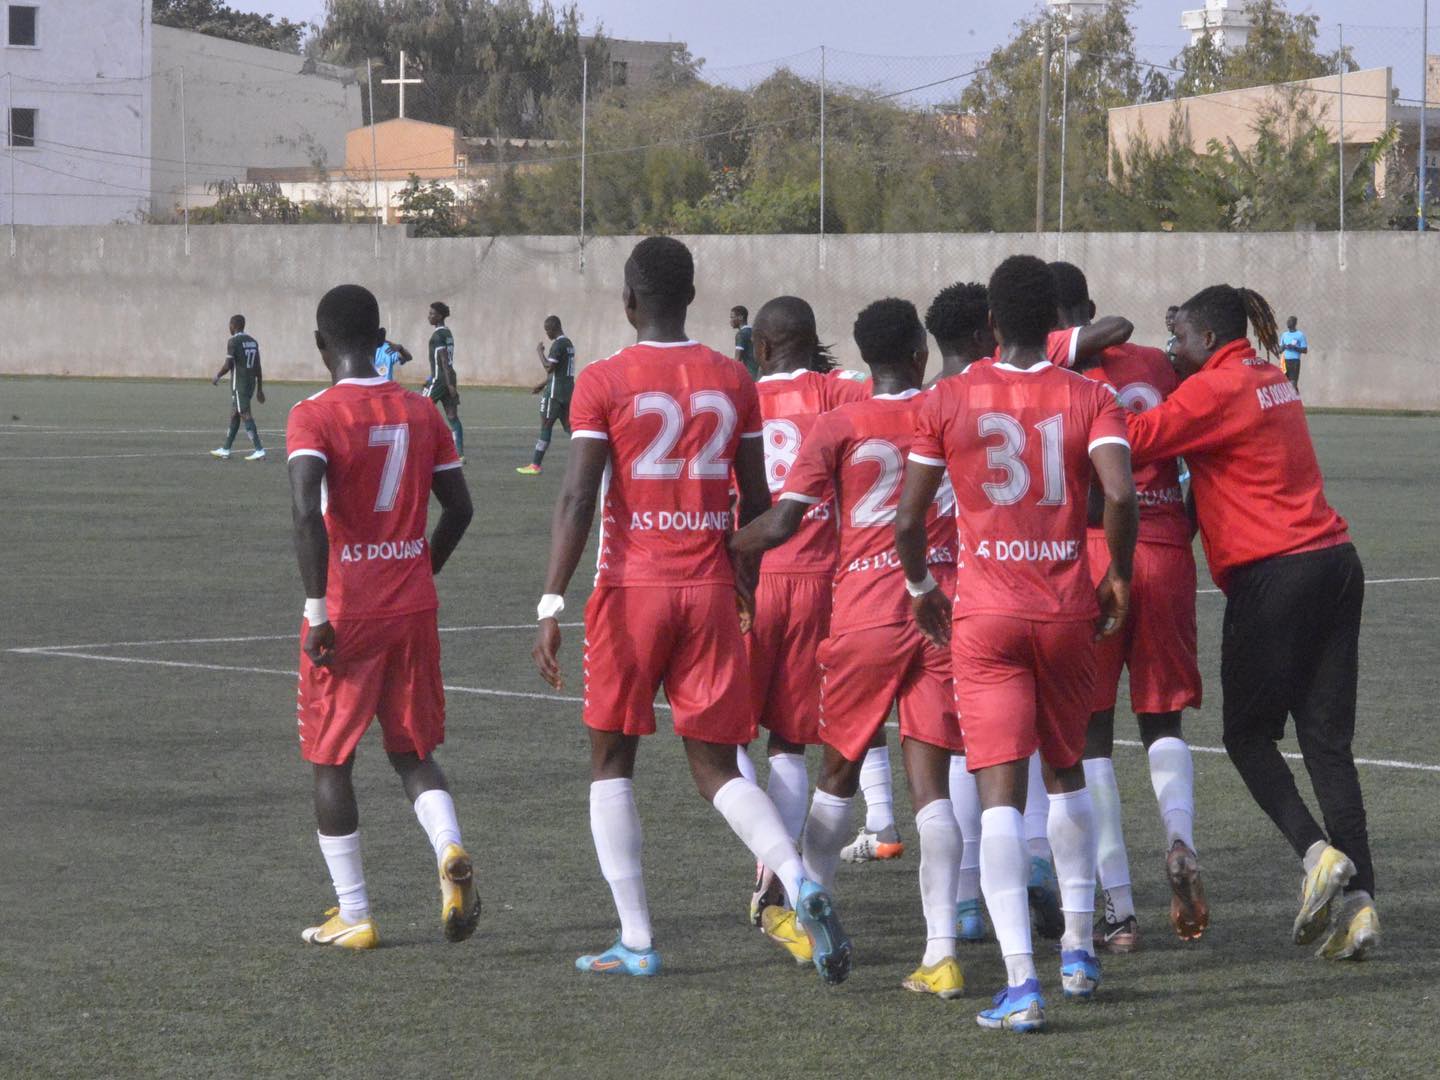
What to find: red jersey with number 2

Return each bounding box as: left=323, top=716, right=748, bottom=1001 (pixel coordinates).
left=569, top=341, right=763, bottom=587
left=756, top=369, right=871, bottom=574
left=781, top=390, right=958, bottom=635
left=285, top=376, right=462, bottom=621
left=910, top=361, right=1128, bottom=622
left=1080, top=344, right=1189, bottom=547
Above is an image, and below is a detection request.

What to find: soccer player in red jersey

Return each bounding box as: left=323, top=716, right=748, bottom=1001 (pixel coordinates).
left=896, top=256, right=1138, bottom=1032
left=1049, top=261, right=1207, bottom=953
left=732, top=298, right=968, bottom=1000
left=1127, top=284, right=1378, bottom=961
left=286, top=284, right=478, bottom=950
left=741, top=295, right=869, bottom=922
left=531, top=237, right=850, bottom=983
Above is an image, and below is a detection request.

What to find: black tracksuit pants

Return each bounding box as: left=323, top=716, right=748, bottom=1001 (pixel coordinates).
left=1220, top=542, right=1374, bottom=896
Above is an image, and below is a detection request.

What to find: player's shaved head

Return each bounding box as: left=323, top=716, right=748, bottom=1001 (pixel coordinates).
left=754, top=296, right=836, bottom=374
left=230, top=314, right=246, bottom=331
left=988, top=255, right=1057, bottom=348
left=624, top=236, right=695, bottom=313
left=316, top=284, right=382, bottom=352
left=853, top=298, right=924, bottom=369
left=544, top=315, right=562, bottom=335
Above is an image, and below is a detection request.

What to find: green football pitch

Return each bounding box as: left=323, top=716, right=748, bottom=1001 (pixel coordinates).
left=3, top=377, right=1437, bottom=1078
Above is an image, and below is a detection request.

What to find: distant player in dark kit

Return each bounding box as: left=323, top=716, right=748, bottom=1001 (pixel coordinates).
left=211, top=314, right=266, bottom=461
left=286, top=284, right=479, bottom=950
left=732, top=305, right=758, bottom=379
left=518, top=315, right=577, bottom=475
left=425, top=301, right=464, bottom=460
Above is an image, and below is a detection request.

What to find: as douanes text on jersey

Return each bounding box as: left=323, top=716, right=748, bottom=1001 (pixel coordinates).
left=628, top=510, right=732, bottom=531
left=970, top=538, right=1080, bottom=562
left=339, top=538, right=428, bottom=563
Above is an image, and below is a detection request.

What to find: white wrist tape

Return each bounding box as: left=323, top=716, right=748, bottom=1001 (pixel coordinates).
left=905, top=571, right=938, bottom=598
left=537, top=593, right=565, bottom=621
left=303, top=597, right=329, bottom=625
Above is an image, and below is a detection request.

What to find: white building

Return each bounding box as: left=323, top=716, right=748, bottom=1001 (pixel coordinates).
left=1181, top=0, right=1254, bottom=51
left=2, top=0, right=153, bottom=225
left=1045, top=0, right=1107, bottom=19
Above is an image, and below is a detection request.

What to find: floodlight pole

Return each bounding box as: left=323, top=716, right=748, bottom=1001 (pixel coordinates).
left=1421, top=0, right=1429, bottom=231
left=180, top=66, right=189, bottom=254
left=819, top=44, right=826, bottom=267
left=1059, top=30, right=1082, bottom=234
left=7, top=73, right=15, bottom=255
left=1338, top=25, right=1345, bottom=242
left=367, top=58, right=380, bottom=256
left=579, top=54, right=588, bottom=271
left=1036, top=25, right=1052, bottom=233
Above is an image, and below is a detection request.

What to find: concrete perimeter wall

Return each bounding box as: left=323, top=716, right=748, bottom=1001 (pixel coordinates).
left=0, top=227, right=1435, bottom=410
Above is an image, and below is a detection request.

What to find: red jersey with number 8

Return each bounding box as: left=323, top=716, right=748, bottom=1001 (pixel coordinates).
left=569, top=341, right=764, bottom=587
left=910, top=361, right=1128, bottom=622
left=780, top=390, right=958, bottom=635
left=286, top=376, right=461, bottom=621
left=756, top=369, right=871, bottom=574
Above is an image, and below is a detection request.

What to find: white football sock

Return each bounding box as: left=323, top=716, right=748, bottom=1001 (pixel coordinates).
left=1048, top=787, right=1098, bottom=957
left=712, top=777, right=805, bottom=907
left=316, top=830, right=369, bottom=922
left=916, top=799, right=962, bottom=966
left=801, top=789, right=852, bottom=893
left=1081, top=757, right=1133, bottom=920
left=1024, top=752, right=1052, bottom=859
left=1148, top=737, right=1196, bottom=851
left=766, top=752, right=810, bottom=843
left=949, top=755, right=982, bottom=903
left=412, top=788, right=463, bottom=863
left=859, top=746, right=895, bottom=833
left=589, top=778, right=652, bottom=951
left=980, top=806, right=1034, bottom=983
left=735, top=745, right=758, bottom=785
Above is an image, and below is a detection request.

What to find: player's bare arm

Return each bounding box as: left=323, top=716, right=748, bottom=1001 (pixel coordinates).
left=729, top=436, right=771, bottom=630
left=1089, top=441, right=1139, bottom=640
left=212, top=355, right=234, bottom=386
left=428, top=468, right=473, bottom=575
left=391, top=341, right=413, bottom=366
left=728, top=497, right=806, bottom=557
left=531, top=435, right=609, bottom=688
left=289, top=454, right=335, bottom=666
left=894, top=458, right=952, bottom=648
left=1073, top=315, right=1133, bottom=360
left=254, top=356, right=265, bottom=405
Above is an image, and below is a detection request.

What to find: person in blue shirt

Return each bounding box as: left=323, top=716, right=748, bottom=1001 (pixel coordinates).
left=374, top=339, right=413, bottom=381
left=1280, top=316, right=1308, bottom=390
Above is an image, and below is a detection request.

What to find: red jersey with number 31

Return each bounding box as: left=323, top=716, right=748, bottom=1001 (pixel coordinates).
left=910, top=361, right=1128, bottom=622
left=286, top=376, right=462, bottom=621
left=756, top=369, right=871, bottom=574
left=569, top=341, right=763, bottom=587
left=781, top=390, right=958, bottom=635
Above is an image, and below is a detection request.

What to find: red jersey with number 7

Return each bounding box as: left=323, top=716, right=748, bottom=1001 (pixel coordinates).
left=910, top=361, right=1128, bottom=622
left=569, top=340, right=764, bottom=587
left=780, top=389, right=958, bottom=635
left=756, top=369, right=871, bottom=575
left=286, top=376, right=461, bottom=621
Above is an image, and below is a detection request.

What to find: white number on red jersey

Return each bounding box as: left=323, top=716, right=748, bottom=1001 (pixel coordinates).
left=849, top=438, right=904, bottom=527
left=368, top=423, right=410, bottom=512
left=762, top=418, right=802, bottom=493
left=631, top=391, right=739, bottom=480
left=978, top=412, right=1066, bottom=507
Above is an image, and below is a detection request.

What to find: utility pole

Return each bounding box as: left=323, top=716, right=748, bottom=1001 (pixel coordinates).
left=1036, top=25, right=1052, bottom=234
left=180, top=67, right=189, bottom=255
left=819, top=45, right=827, bottom=266
left=1058, top=30, right=1082, bottom=234
left=1421, top=0, right=1430, bottom=231
left=579, top=54, right=588, bottom=270
left=367, top=58, right=380, bottom=255
left=1338, top=25, right=1345, bottom=240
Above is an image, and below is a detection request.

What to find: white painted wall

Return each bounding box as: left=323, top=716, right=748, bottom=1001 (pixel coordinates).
left=0, top=0, right=151, bottom=225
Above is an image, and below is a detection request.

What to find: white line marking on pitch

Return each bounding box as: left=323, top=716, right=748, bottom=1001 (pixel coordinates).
left=6, top=623, right=584, bottom=654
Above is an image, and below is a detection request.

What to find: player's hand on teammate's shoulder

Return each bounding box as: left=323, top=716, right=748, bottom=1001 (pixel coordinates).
left=912, top=589, right=952, bottom=648
left=304, top=622, right=336, bottom=666
left=533, top=619, right=563, bottom=689
left=1094, top=569, right=1131, bottom=641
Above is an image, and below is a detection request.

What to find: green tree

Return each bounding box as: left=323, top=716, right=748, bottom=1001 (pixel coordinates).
left=152, top=0, right=304, bottom=53
left=1172, top=0, right=1354, bottom=96
left=395, top=175, right=462, bottom=235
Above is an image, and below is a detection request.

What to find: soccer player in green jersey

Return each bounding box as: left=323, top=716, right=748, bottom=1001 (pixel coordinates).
left=731, top=305, right=758, bottom=379
left=426, top=301, right=464, bottom=460
left=518, top=315, right=576, bottom=475
left=210, top=314, right=266, bottom=461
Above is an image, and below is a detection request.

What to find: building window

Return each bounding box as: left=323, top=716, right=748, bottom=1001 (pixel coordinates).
left=610, top=60, right=628, bottom=86
left=9, top=107, right=35, bottom=148
left=8, top=5, right=37, bottom=47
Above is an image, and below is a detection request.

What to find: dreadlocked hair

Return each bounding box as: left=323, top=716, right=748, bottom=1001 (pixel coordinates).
left=1179, top=284, right=1281, bottom=357
left=753, top=295, right=838, bottom=372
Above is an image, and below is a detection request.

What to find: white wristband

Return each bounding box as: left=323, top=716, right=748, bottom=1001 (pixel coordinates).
left=303, top=597, right=329, bottom=625
left=537, top=593, right=565, bottom=621
left=905, top=572, right=938, bottom=598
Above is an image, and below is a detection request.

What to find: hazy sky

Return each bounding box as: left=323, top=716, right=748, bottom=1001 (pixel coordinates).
left=261, top=1, right=1436, bottom=97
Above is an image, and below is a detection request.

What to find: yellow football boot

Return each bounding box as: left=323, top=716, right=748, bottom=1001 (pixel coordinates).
left=439, top=843, right=481, bottom=943
left=1316, top=894, right=1380, bottom=961
left=902, top=957, right=965, bottom=1000
left=760, top=905, right=813, bottom=965
left=301, top=907, right=378, bottom=950
left=1293, top=844, right=1356, bottom=946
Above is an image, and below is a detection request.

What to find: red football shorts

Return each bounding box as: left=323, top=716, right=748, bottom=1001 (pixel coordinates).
left=951, top=615, right=1094, bottom=771
left=746, top=573, right=831, bottom=745
left=1086, top=535, right=1202, bottom=715
left=583, top=584, right=752, bottom=744
left=297, top=609, right=446, bottom=766
left=817, top=621, right=962, bottom=763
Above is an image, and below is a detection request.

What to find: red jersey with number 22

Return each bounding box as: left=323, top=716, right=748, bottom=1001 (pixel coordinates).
left=285, top=376, right=462, bottom=621
left=910, top=361, right=1128, bottom=622
left=781, top=390, right=958, bottom=635
left=757, top=369, right=871, bottom=574
left=569, top=341, right=763, bottom=587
